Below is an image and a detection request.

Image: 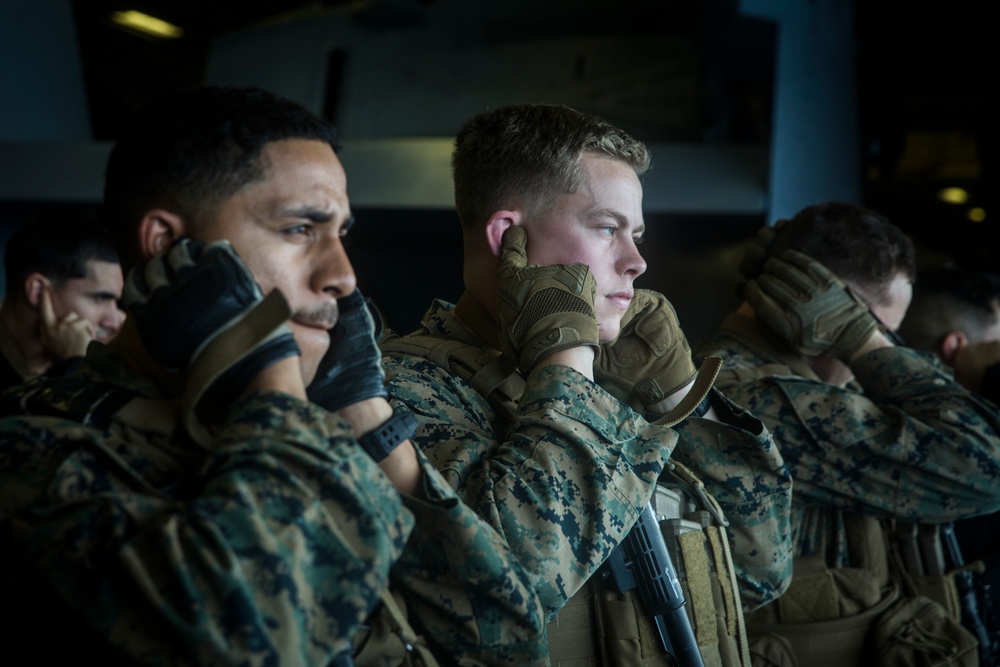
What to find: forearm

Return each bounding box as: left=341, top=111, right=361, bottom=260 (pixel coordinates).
left=391, top=457, right=549, bottom=666
left=7, top=392, right=414, bottom=665
left=847, top=347, right=1000, bottom=515
left=338, top=396, right=423, bottom=496
left=669, top=390, right=793, bottom=609
left=743, top=348, right=1000, bottom=520
left=388, top=359, right=676, bottom=615
left=534, top=345, right=595, bottom=381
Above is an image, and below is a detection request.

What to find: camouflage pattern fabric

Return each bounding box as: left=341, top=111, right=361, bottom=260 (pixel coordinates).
left=0, top=343, right=549, bottom=666
left=669, top=389, right=793, bottom=610
left=381, top=296, right=793, bottom=615
left=699, top=312, right=1000, bottom=567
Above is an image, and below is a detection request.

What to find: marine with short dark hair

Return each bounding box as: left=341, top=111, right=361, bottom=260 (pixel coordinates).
left=900, top=265, right=1000, bottom=404
left=699, top=201, right=1000, bottom=664
left=0, top=86, right=549, bottom=666
left=0, top=210, right=124, bottom=390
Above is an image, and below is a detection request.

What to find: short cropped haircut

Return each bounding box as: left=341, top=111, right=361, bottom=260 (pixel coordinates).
left=451, top=103, right=651, bottom=229
left=758, top=202, right=916, bottom=305
left=899, top=266, right=1000, bottom=352
left=4, top=210, right=119, bottom=305
left=103, top=86, right=340, bottom=269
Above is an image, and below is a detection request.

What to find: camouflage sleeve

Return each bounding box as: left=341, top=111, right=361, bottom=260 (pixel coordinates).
left=719, top=345, right=1000, bottom=521
left=670, top=388, right=793, bottom=611
left=0, top=390, right=413, bottom=665
left=392, top=449, right=549, bottom=666
left=384, top=354, right=676, bottom=616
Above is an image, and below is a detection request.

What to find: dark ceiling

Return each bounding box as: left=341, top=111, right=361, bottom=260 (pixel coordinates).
left=68, top=0, right=996, bottom=271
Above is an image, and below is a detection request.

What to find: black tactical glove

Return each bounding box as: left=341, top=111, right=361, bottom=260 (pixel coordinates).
left=745, top=249, right=878, bottom=362
left=496, top=226, right=600, bottom=372
left=595, top=289, right=698, bottom=406
left=307, top=288, right=389, bottom=413
left=122, top=238, right=299, bottom=443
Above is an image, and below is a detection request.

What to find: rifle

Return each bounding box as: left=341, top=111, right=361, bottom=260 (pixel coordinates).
left=941, top=522, right=998, bottom=667
left=604, top=503, right=705, bottom=667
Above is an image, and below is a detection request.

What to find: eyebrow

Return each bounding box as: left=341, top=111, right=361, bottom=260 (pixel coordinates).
left=282, top=205, right=334, bottom=223
left=594, top=208, right=644, bottom=235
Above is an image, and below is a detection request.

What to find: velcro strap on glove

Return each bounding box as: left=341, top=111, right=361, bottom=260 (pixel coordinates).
left=651, top=356, right=723, bottom=427
left=182, top=290, right=296, bottom=447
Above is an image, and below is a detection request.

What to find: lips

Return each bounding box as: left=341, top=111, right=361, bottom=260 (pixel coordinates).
left=292, top=302, right=339, bottom=331
left=292, top=316, right=337, bottom=331
left=606, top=290, right=634, bottom=309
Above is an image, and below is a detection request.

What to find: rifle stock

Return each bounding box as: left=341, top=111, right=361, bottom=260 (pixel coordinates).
left=942, top=522, right=998, bottom=667
left=604, top=503, right=705, bottom=667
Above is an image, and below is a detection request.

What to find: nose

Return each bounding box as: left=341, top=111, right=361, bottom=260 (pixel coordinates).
left=103, top=304, right=125, bottom=335
left=313, top=234, right=357, bottom=299
left=619, top=237, right=647, bottom=279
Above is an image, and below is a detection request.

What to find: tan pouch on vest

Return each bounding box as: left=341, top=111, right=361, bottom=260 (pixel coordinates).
left=549, top=481, right=749, bottom=667
left=911, top=573, right=963, bottom=623
left=747, top=582, right=900, bottom=667
left=870, top=594, right=978, bottom=666
left=548, top=582, right=602, bottom=667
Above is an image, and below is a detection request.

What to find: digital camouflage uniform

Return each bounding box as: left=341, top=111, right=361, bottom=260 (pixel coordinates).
left=700, top=313, right=1000, bottom=567
left=699, top=313, right=1000, bottom=664
left=381, top=295, right=793, bottom=623
left=0, top=343, right=549, bottom=666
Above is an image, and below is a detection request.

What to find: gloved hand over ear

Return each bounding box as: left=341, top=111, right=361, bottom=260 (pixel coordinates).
left=496, top=226, right=600, bottom=372
left=122, top=238, right=299, bottom=444
left=745, top=249, right=878, bottom=362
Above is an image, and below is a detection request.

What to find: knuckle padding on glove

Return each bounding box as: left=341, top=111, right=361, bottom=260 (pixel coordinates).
left=512, top=288, right=593, bottom=343
left=498, top=260, right=598, bottom=370
left=749, top=251, right=878, bottom=360
left=306, top=288, right=388, bottom=413
left=124, top=241, right=267, bottom=372
left=496, top=227, right=600, bottom=370
left=596, top=290, right=697, bottom=406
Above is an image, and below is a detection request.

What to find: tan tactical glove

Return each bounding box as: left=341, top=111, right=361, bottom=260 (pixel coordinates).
left=745, top=249, right=878, bottom=362
left=595, top=289, right=698, bottom=406
left=496, top=226, right=599, bottom=371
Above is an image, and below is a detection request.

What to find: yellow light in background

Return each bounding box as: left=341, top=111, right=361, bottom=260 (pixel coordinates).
left=938, top=187, right=969, bottom=205
left=111, top=10, right=184, bottom=38
left=968, top=207, right=986, bottom=223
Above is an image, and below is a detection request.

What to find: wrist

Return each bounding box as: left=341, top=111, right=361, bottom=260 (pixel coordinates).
left=241, top=356, right=307, bottom=399
left=847, top=330, right=892, bottom=365
left=338, top=397, right=394, bottom=438
left=356, top=406, right=417, bottom=463
left=535, top=346, right=596, bottom=380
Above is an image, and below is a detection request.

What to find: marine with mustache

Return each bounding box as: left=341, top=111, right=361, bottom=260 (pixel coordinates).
left=0, top=86, right=549, bottom=666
